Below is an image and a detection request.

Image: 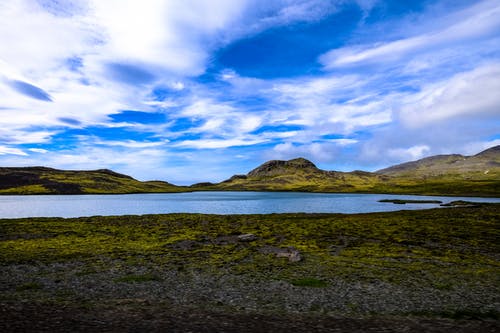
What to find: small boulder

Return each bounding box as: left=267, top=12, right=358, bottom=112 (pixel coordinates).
left=260, top=246, right=302, bottom=262
left=276, top=248, right=302, bottom=262
left=237, top=233, right=258, bottom=242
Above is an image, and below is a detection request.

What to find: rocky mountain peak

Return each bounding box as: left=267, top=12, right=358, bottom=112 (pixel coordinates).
left=247, top=158, right=318, bottom=177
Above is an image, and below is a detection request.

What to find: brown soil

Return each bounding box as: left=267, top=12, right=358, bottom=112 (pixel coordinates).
left=1, top=302, right=498, bottom=333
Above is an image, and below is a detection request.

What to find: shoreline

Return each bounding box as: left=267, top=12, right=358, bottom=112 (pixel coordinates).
left=2, top=188, right=500, bottom=198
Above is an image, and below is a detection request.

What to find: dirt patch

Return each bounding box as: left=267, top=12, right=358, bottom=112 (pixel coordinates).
left=1, top=302, right=498, bottom=333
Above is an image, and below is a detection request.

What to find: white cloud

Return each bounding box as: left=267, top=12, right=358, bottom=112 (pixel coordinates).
left=0, top=1, right=94, bottom=77
left=0, top=144, right=171, bottom=179
left=173, top=98, right=265, bottom=144
left=269, top=138, right=357, bottom=164
left=0, top=0, right=375, bottom=154
left=328, top=138, right=358, bottom=146
left=88, top=0, right=244, bottom=76
left=28, top=148, right=49, bottom=154
left=261, top=74, right=392, bottom=134
left=272, top=75, right=362, bottom=101
left=319, top=0, right=500, bottom=68
left=0, top=0, right=256, bottom=147
left=0, top=126, right=57, bottom=145
left=400, top=64, right=500, bottom=126
left=174, top=138, right=267, bottom=149
left=0, top=146, right=28, bottom=156
left=387, top=145, right=430, bottom=162
left=93, top=139, right=168, bottom=149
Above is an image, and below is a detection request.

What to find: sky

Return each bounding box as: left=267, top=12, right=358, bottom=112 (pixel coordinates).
left=0, top=0, right=499, bottom=184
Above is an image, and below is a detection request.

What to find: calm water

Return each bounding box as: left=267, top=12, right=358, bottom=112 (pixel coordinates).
left=0, top=192, right=499, bottom=218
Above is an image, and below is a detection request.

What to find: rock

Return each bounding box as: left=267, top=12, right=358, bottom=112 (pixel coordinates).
left=276, top=248, right=302, bottom=262
left=259, top=246, right=302, bottom=262
left=237, top=234, right=257, bottom=242
left=168, top=240, right=199, bottom=250
left=213, top=235, right=238, bottom=245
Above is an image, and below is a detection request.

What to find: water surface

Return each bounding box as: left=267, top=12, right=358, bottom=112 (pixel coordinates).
left=0, top=192, right=498, bottom=218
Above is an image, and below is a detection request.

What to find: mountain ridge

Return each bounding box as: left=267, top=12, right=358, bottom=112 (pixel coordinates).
left=196, top=145, right=500, bottom=196
left=0, top=167, right=183, bottom=195
left=377, top=146, right=500, bottom=177
left=1, top=145, right=499, bottom=196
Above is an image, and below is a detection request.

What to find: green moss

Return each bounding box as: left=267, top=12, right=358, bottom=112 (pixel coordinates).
left=16, top=282, right=43, bottom=291
left=290, top=278, right=328, bottom=287
left=1, top=205, right=499, bottom=287
left=0, top=184, right=51, bottom=194
left=378, top=199, right=442, bottom=204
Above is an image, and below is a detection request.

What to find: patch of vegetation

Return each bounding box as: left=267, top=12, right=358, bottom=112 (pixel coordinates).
left=1, top=205, right=498, bottom=282
left=440, top=200, right=481, bottom=207
left=379, top=199, right=443, bottom=204
left=290, top=278, right=328, bottom=287
left=16, top=282, right=43, bottom=291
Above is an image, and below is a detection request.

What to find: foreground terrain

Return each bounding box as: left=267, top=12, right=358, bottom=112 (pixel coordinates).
left=0, top=205, right=499, bottom=332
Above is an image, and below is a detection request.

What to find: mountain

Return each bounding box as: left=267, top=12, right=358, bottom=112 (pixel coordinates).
left=192, top=157, right=386, bottom=192
left=377, top=145, right=500, bottom=177
left=0, top=167, right=185, bottom=194
left=2, top=146, right=499, bottom=196
left=193, top=146, right=500, bottom=196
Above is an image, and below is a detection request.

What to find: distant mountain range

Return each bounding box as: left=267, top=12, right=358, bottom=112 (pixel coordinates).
left=193, top=145, right=500, bottom=196
left=1, top=145, right=499, bottom=196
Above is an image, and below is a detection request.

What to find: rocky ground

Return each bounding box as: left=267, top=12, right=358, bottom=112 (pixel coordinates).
left=1, top=260, right=498, bottom=332
left=2, top=301, right=499, bottom=333
left=1, top=206, right=499, bottom=332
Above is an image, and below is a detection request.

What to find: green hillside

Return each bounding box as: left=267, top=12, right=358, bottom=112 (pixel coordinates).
left=0, top=167, right=186, bottom=194
left=1, top=146, right=499, bottom=196
left=193, top=146, right=500, bottom=196
left=374, top=145, right=500, bottom=196
left=192, top=158, right=386, bottom=192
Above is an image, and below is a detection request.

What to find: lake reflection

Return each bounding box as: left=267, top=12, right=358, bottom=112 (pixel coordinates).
left=0, top=191, right=499, bottom=218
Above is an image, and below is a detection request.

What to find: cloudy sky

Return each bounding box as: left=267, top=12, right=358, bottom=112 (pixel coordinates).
left=0, top=0, right=499, bottom=184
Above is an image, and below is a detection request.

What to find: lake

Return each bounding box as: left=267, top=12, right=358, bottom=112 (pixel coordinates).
left=0, top=191, right=499, bottom=218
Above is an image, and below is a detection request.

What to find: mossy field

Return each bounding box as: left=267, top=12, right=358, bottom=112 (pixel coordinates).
left=1, top=205, right=499, bottom=332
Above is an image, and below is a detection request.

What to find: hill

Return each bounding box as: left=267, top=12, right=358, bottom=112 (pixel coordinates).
left=191, top=157, right=385, bottom=192
left=373, top=145, right=500, bottom=196
left=1, top=145, right=499, bottom=196
left=378, top=145, right=500, bottom=177
left=0, top=167, right=186, bottom=194
left=193, top=146, right=500, bottom=196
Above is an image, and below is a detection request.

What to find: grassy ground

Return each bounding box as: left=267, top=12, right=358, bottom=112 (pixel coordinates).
left=1, top=205, right=499, bottom=331
left=197, top=170, right=500, bottom=197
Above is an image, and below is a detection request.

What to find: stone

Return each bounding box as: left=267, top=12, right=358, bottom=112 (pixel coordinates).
left=275, top=248, right=302, bottom=262
left=237, top=233, right=257, bottom=242
left=259, top=246, right=302, bottom=262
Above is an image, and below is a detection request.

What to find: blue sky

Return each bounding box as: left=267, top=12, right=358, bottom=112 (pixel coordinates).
left=0, top=0, right=499, bottom=184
